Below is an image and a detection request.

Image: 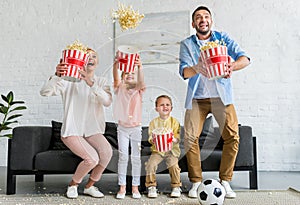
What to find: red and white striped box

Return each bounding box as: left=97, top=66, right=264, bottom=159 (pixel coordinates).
left=200, top=46, right=231, bottom=80
left=152, top=131, right=173, bottom=152
left=61, top=49, right=89, bottom=82
left=117, top=45, right=139, bottom=73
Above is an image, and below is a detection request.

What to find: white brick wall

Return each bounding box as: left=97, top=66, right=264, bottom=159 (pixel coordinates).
left=1, top=0, right=300, bottom=171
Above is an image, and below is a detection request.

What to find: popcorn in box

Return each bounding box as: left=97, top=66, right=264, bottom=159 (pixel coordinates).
left=117, top=45, right=139, bottom=73
left=200, top=40, right=231, bottom=80
left=152, top=128, right=173, bottom=152
left=61, top=40, right=89, bottom=82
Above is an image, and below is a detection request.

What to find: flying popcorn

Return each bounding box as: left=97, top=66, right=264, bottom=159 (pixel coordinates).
left=66, top=40, right=88, bottom=53
left=112, top=2, right=144, bottom=31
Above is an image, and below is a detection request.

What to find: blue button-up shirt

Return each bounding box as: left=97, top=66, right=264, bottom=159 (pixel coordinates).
left=179, top=31, right=249, bottom=109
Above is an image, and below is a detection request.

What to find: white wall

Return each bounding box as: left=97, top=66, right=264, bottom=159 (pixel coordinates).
left=1, top=0, right=300, bottom=171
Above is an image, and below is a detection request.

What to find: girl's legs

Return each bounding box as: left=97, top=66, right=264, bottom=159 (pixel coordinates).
left=130, top=126, right=142, bottom=194
left=117, top=126, right=130, bottom=194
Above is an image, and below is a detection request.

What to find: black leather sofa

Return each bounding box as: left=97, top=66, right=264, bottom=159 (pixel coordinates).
left=6, top=118, right=257, bottom=195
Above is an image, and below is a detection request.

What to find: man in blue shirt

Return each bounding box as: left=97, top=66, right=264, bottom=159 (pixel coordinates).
left=179, top=6, right=250, bottom=199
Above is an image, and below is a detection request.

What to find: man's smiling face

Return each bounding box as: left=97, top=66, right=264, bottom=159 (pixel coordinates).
left=192, top=9, right=212, bottom=36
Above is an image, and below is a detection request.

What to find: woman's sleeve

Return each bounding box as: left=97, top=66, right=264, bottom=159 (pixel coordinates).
left=91, top=77, right=112, bottom=107
left=40, top=75, right=65, bottom=97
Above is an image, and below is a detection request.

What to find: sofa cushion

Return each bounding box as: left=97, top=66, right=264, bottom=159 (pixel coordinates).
left=50, top=121, right=68, bottom=150
left=35, top=150, right=81, bottom=172
left=103, top=122, right=118, bottom=149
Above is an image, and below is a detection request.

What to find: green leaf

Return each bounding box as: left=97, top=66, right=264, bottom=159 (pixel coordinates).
left=0, top=106, right=8, bottom=114
left=3, top=121, right=18, bottom=126
left=7, top=91, right=14, bottom=104
left=0, top=125, right=12, bottom=130
left=3, top=133, right=13, bottom=138
left=9, top=106, right=27, bottom=113
left=0, top=103, right=4, bottom=107
left=11, top=101, right=25, bottom=105
left=7, top=114, right=22, bottom=121
left=1, top=94, right=9, bottom=103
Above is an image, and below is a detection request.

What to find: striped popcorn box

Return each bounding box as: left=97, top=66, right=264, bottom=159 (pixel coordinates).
left=152, top=129, right=173, bottom=152
left=117, top=45, right=139, bottom=73
left=61, top=49, right=89, bottom=82
left=200, top=46, right=231, bottom=80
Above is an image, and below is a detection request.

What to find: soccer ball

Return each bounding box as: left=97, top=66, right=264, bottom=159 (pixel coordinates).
left=197, top=178, right=226, bottom=205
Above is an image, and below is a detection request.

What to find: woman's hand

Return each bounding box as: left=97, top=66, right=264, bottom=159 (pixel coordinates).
left=79, top=68, right=94, bottom=87
left=55, top=59, right=68, bottom=77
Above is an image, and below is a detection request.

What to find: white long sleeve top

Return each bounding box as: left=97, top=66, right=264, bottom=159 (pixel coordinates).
left=40, top=75, right=112, bottom=137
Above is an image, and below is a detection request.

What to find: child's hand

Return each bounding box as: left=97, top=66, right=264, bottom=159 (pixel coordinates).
left=114, top=51, right=120, bottom=65
left=172, top=138, right=178, bottom=143
left=134, top=54, right=142, bottom=69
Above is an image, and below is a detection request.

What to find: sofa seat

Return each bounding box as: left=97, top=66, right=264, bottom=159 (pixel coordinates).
left=35, top=150, right=81, bottom=172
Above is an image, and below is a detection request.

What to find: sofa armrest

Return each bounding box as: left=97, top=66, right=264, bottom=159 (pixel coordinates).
left=9, top=126, right=52, bottom=170
left=235, top=125, right=254, bottom=167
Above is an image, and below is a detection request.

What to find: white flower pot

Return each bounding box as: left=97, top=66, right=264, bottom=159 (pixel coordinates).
left=0, top=137, right=9, bottom=166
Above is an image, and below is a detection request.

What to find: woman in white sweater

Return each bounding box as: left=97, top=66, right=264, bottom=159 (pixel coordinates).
left=40, top=48, right=113, bottom=199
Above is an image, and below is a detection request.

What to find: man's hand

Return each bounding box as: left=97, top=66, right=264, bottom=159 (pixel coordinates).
left=193, top=57, right=209, bottom=78
left=224, top=62, right=234, bottom=78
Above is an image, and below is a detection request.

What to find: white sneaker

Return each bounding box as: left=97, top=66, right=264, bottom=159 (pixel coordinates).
left=170, top=187, right=181, bottom=198
left=83, top=186, right=104, bottom=198
left=132, top=192, right=141, bottom=199
left=116, top=191, right=126, bottom=199
left=66, top=185, right=78, bottom=199
left=221, top=180, right=236, bottom=198
left=188, top=182, right=201, bottom=198
left=148, top=186, right=158, bottom=198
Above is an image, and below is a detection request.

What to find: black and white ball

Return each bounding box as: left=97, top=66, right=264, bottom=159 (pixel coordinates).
left=197, top=178, right=226, bottom=205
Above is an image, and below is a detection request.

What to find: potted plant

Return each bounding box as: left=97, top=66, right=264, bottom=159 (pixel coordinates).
left=0, top=91, right=27, bottom=166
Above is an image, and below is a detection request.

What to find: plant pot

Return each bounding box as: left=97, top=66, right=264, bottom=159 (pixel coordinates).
left=0, top=137, right=9, bottom=166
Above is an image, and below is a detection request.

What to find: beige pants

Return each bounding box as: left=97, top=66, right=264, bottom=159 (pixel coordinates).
left=184, top=98, right=239, bottom=182
left=145, top=152, right=181, bottom=188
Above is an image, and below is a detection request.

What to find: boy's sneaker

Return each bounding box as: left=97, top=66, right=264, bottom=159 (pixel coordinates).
left=170, top=187, right=181, bottom=198
left=66, top=185, right=78, bottom=199
left=83, top=186, right=104, bottom=198
left=188, top=182, right=201, bottom=198
left=148, top=186, right=158, bottom=198
left=221, top=180, right=236, bottom=198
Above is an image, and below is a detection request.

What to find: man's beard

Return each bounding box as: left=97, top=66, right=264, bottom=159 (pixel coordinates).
left=195, top=23, right=211, bottom=36
left=196, top=27, right=210, bottom=36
